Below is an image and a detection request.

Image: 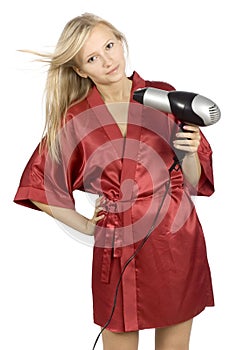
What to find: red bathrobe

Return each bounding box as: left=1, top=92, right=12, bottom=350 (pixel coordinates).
left=14, top=71, right=214, bottom=332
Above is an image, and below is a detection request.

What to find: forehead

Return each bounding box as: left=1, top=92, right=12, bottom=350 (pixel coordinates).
left=79, top=24, right=116, bottom=57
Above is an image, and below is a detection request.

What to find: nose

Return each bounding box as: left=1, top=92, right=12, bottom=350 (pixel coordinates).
left=102, top=53, right=113, bottom=68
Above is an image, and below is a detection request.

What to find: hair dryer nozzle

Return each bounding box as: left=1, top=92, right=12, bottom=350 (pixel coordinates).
left=192, top=94, right=221, bottom=125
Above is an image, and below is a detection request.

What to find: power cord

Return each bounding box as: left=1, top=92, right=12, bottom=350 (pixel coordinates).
left=92, top=157, right=181, bottom=349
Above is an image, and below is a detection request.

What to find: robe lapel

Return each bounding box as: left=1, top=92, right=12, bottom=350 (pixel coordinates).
left=118, top=103, right=142, bottom=331
left=115, top=73, right=146, bottom=331
left=86, top=86, right=125, bottom=159
left=86, top=72, right=146, bottom=162
left=87, top=74, right=148, bottom=330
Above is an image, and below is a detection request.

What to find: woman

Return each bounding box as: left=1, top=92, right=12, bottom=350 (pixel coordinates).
left=14, top=13, right=215, bottom=350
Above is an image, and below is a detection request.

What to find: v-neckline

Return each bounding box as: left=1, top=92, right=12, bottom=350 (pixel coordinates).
left=86, top=71, right=146, bottom=141
left=104, top=101, right=130, bottom=139
left=87, top=87, right=130, bottom=141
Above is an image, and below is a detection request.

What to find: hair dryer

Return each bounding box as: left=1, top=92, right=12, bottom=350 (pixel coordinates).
left=133, top=87, right=221, bottom=126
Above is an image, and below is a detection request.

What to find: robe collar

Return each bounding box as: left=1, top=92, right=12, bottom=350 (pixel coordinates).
left=85, top=72, right=145, bottom=192
left=83, top=71, right=145, bottom=149
left=86, top=71, right=146, bottom=109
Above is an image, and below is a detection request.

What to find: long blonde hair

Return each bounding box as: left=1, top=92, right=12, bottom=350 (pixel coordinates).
left=24, top=13, right=128, bottom=160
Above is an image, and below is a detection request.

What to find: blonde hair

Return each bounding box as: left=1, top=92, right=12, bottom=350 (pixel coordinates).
left=24, top=13, right=128, bottom=160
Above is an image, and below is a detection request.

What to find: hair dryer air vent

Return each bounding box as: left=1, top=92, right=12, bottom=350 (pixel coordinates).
left=209, top=104, right=221, bottom=125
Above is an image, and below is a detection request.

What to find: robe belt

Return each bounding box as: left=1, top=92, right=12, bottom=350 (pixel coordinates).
left=100, top=180, right=183, bottom=283
left=100, top=191, right=170, bottom=283
left=104, top=200, right=123, bottom=257
left=99, top=198, right=132, bottom=283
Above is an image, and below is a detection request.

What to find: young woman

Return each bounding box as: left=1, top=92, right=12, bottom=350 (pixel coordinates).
left=14, top=13, right=215, bottom=350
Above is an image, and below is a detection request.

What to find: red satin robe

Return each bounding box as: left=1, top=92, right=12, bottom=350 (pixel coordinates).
left=14, top=71, right=214, bottom=332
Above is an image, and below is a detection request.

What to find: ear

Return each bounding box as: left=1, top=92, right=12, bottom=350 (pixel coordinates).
left=72, top=66, right=88, bottom=79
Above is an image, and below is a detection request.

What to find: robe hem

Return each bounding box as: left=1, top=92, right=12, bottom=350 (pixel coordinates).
left=93, top=304, right=214, bottom=333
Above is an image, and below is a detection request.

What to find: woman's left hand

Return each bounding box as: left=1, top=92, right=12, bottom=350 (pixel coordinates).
left=173, top=124, right=201, bottom=154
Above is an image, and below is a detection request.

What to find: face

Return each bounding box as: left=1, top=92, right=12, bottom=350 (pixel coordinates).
left=75, top=24, right=126, bottom=86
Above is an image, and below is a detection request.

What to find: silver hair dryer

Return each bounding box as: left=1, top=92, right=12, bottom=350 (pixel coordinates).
left=133, top=87, right=221, bottom=126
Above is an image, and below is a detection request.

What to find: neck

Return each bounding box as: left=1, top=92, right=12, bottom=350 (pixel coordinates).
left=96, top=76, right=132, bottom=103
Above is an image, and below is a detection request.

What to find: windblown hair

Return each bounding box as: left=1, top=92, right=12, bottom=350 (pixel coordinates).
left=24, top=13, right=128, bottom=160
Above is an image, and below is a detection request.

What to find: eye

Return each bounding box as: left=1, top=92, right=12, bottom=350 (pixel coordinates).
left=106, top=42, right=114, bottom=50
left=87, top=56, right=98, bottom=64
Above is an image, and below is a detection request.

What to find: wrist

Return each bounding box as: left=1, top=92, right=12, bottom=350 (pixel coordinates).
left=85, top=218, right=96, bottom=236
left=183, top=151, right=198, bottom=159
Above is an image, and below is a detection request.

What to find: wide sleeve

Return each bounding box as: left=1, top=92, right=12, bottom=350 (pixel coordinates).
left=195, top=130, right=215, bottom=196
left=180, top=128, right=214, bottom=197
left=13, top=113, right=86, bottom=211
left=13, top=141, right=78, bottom=210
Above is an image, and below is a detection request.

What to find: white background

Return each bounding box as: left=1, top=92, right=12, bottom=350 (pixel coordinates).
left=1, top=0, right=243, bottom=349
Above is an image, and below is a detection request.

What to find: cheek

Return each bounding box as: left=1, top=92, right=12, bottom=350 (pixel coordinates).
left=115, top=46, right=126, bottom=64
left=83, top=64, right=102, bottom=78
left=118, top=44, right=126, bottom=57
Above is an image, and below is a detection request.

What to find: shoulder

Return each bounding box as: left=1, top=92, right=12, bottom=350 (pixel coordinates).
left=65, top=98, right=90, bottom=122
left=132, top=71, right=175, bottom=91
left=145, top=79, right=175, bottom=91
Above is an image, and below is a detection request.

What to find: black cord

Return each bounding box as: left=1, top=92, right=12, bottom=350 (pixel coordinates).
left=92, top=159, right=180, bottom=350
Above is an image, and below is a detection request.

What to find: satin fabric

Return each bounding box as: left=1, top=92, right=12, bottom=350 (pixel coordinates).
left=14, top=72, right=214, bottom=332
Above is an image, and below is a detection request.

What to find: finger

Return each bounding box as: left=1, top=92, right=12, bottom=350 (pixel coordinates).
left=95, top=196, right=102, bottom=205
left=176, top=132, right=194, bottom=140
left=173, top=140, right=199, bottom=153
left=93, top=214, right=105, bottom=222
left=96, top=195, right=106, bottom=206
left=176, top=131, right=201, bottom=140
left=173, top=144, right=199, bottom=153
left=95, top=206, right=104, bottom=213
left=174, top=139, right=200, bottom=147
left=182, top=124, right=200, bottom=132
left=89, top=213, right=104, bottom=224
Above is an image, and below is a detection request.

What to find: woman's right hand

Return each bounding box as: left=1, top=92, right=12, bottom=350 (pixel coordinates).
left=85, top=196, right=106, bottom=235
left=31, top=197, right=106, bottom=237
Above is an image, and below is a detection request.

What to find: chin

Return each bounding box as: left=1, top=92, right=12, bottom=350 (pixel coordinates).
left=94, top=70, right=126, bottom=86
left=108, top=69, right=126, bottom=82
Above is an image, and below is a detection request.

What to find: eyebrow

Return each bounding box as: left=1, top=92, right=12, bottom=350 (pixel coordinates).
left=84, top=38, right=114, bottom=60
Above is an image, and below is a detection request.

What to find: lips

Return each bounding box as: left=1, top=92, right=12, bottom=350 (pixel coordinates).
left=107, top=65, right=119, bottom=75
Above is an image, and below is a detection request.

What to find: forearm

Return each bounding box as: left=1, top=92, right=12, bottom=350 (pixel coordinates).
left=181, top=152, right=201, bottom=187
left=173, top=124, right=202, bottom=187
left=31, top=200, right=95, bottom=236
